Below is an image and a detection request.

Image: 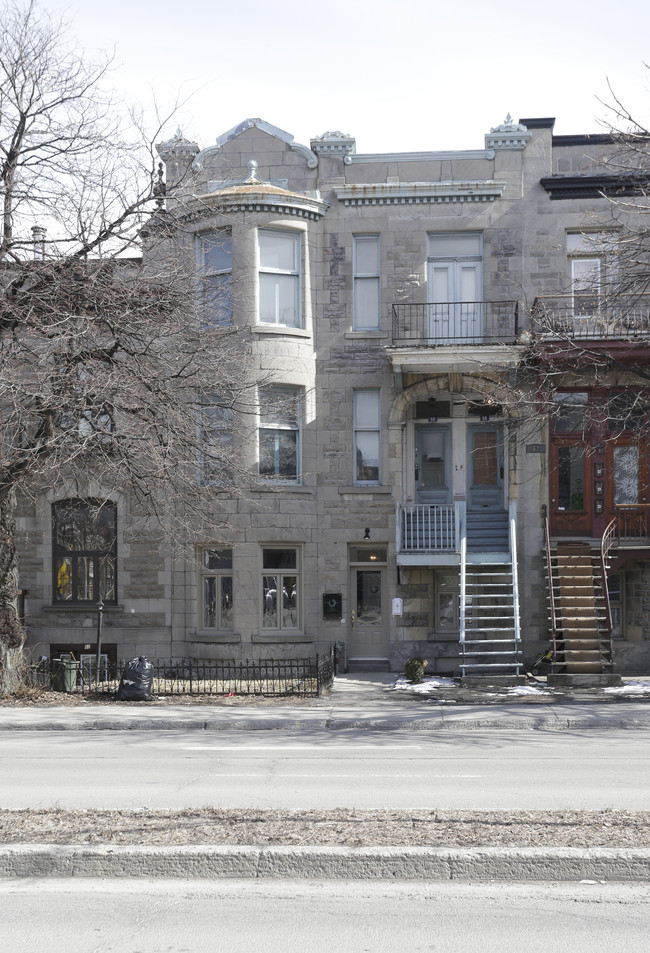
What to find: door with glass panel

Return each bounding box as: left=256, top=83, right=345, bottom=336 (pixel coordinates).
left=415, top=425, right=451, bottom=505
left=427, top=233, right=482, bottom=343
left=550, top=440, right=591, bottom=535
left=349, top=547, right=389, bottom=662
left=467, top=424, right=504, bottom=511
left=606, top=441, right=648, bottom=539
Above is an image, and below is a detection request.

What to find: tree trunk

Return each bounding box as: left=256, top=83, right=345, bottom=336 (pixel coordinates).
left=0, top=487, right=26, bottom=695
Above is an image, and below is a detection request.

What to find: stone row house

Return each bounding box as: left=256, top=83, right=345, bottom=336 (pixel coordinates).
left=17, top=114, right=650, bottom=676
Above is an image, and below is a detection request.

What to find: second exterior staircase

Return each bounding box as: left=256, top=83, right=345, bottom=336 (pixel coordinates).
left=543, top=510, right=614, bottom=673
left=459, top=502, right=523, bottom=677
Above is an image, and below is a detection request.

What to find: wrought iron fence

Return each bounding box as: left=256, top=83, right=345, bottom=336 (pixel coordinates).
left=24, top=648, right=336, bottom=698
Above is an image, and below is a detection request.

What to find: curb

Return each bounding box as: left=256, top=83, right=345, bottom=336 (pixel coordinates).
left=1, top=845, right=649, bottom=882
left=3, top=715, right=650, bottom=731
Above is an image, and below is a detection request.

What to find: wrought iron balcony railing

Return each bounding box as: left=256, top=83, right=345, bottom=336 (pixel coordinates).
left=391, top=301, right=519, bottom=346
left=531, top=295, right=650, bottom=341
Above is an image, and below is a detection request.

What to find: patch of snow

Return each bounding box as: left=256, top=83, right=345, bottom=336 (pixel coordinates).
left=604, top=681, right=650, bottom=694
left=505, top=685, right=551, bottom=696
left=393, top=675, right=456, bottom=693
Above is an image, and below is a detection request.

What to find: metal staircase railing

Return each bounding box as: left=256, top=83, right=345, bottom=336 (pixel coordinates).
left=459, top=501, right=521, bottom=677
left=458, top=501, right=467, bottom=669
left=509, top=500, right=522, bottom=663
left=542, top=505, right=560, bottom=669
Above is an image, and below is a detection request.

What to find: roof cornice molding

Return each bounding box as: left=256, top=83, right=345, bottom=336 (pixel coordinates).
left=192, top=118, right=318, bottom=172
left=541, top=173, right=650, bottom=200
left=334, top=180, right=506, bottom=206
left=346, top=149, right=495, bottom=164
left=178, top=189, right=329, bottom=222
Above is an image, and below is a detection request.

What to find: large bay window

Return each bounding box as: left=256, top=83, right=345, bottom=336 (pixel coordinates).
left=259, top=386, right=301, bottom=482
left=258, top=229, right=301, bottom=327
left=197, top=230, right=232, bottom=326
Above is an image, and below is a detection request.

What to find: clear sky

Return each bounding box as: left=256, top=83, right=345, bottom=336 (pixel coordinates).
left=38, top=0, right=650, bottom=154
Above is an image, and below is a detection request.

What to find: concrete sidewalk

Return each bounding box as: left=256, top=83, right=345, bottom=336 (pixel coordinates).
left=2, top=673, right=650, bottom=731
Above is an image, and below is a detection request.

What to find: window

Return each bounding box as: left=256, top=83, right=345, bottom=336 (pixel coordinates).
left=258, top=229, right=301, bottom=327
left=199, top=396, right=234, bottom=486
left=567, top=233, right=608, bottom=317
left=607, top=392, right=645, bottom=433
left=552, top=392, right=589, bottom=433
left=259, top=386, right=301, bottom=482
left=353, top=235, right=380, bottom=330
left=435, top=572, right=459, bottom=634
left=197, top=230, right=232, bottom=326
left=262, top=548, right=299, bottom=630
left=200, top=548, right=233, bottom=630
left=53, top=500, right=117, bottom=604
left=354, top=389, right=380, bottom=484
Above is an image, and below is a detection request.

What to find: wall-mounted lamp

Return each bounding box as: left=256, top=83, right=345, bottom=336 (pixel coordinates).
left=363, top=528, right=371, bottom=540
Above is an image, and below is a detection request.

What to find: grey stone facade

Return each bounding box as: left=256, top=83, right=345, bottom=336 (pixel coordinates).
left=17, top=115, right=650, bottom=675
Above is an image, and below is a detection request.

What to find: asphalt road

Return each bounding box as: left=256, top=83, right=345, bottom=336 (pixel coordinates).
left=1, top=879, right=648, bottom=953
left=1, top=727, right=648, bottom=810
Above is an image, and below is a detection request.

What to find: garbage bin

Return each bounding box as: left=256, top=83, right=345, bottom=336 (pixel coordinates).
left=52, top=657, right=79, bottom=693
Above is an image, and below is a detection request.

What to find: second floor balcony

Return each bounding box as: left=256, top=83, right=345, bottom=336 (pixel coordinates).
left=391, top=301, right=519, bottom=347
left=532, top=295, right=650, bottom=341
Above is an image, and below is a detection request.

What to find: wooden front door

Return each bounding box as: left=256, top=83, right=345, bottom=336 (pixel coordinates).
left=550, top=439, right=592, bottom=536
left=606, top=440, right=648, bottom=538
left=467, top=424, right=504, bottom=511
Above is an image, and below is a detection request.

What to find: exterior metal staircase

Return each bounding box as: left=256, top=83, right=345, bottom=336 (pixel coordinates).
left=543, top=508, right=614, bottom=673
left=459, top=502, right=522, bottom=676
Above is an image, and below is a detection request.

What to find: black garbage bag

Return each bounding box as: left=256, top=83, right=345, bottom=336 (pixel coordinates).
left=117, top=656, right=155, bottom=701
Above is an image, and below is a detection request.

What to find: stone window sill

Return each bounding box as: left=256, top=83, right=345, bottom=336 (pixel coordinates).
left=252, top=633, right=314, bottom=644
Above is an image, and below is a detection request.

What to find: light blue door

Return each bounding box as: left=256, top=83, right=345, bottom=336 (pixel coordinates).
left=415, top=425, right=451, bottom=505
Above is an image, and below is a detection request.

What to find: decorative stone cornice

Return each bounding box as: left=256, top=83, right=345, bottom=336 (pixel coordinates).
left=156, top=129, right=200, bottom=163
left=310, top=131, right=356, bottom=158
left=541, top=173, right=650, bottom=200
left=485, top=115, right=532, bottom=151
left=334, top=180, right=506, bottom=206
left=346, top=149, right=495, bottom=164
left=178, top=188, right=329, bottom=223
left=193, top=118, right=318, bottom=171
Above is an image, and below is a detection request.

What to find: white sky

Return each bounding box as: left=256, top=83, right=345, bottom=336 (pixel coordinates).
left=41, top=0, right=650, bottom=154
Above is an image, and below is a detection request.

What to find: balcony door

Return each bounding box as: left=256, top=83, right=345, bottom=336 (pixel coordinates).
left=427, top=233, right=482, bottom=344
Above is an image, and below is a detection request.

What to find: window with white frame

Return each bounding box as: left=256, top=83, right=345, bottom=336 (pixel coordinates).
left=199, top=396, right=234, bottom=486
left=353, top=235, right=380, bottom=330
left=262, top=547, right=299, bottom=630
left=197, top=230, right=232, bottom=326
left=259, top=386, right=301, bottom=482
left=354, top=389, right=380, bottom=484
left=258, top=229, right=301, bottom=327
left=200, top=548, right=233, bottom=630
left=566, top=233, right=616, bottom=318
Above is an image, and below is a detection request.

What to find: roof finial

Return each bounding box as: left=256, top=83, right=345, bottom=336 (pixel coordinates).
left=246, top=158, right=259, bottom=184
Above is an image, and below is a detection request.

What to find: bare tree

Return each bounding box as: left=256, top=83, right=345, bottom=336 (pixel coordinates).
left=0, top=2, right=255, bottom=692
